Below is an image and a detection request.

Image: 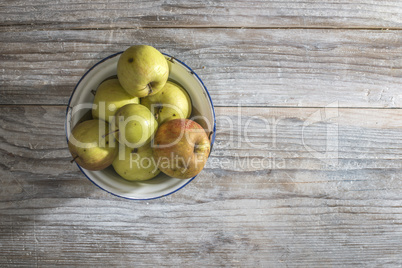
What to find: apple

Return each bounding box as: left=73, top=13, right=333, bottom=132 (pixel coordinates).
left=92, top=78, right=139, bottom=123
left=112, top=143, right=160, bottom=181
left=141, top=80, right=192, bottom=125
left=117, top=45, right=169, bottom=98
left=68, top=119, right=117, bottom=170
left=152, top=119, right=211, bottom=179
left=111, top=103, right=158, bottom=148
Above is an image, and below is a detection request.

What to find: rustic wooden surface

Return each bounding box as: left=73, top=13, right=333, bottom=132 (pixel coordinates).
left=1, top=1, right=401, bottom=267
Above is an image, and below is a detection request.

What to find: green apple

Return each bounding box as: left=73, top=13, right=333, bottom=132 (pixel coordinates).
left=92, top=78, right=139, bottom=123
left=112, top=143, right=160, bottom=181
left=141, top=80, right=192, bottom=125
left=153, top=119, right=211, bottom=179
left=111, top=103, right=158, bottom=148
left=68, top=119, right=117, bottom=170
left=117, top=45, right=169, bottom=98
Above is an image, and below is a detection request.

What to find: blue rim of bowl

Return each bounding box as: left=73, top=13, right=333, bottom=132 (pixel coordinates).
left=65, top=51, right=216, bottom=200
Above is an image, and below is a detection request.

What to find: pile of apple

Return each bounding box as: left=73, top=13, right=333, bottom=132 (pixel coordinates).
left=68, top=45, right=211, bottom=181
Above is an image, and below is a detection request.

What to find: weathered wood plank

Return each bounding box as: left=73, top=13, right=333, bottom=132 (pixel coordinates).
left=1, top=28, right=401, bottom=107
left=0, top=105, right=401, bottom=266
left=0, top=106, right=401, bottom=200
left=0, top=105, right=401, bottom=199
left=1, top=0, right=402, bottom=30
left=2, top=1, right=401, bottom=266
left=0, top=197, right=401, bottom=267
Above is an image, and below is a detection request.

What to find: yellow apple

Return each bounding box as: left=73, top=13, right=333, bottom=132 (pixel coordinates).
left=141, top=80, right=192, bottom=125
left=68, top=119, right=117, bottom=170
left=92, top=78, right=139, bottom=123
left=111, top=103, right=158, bottom=148
left=113, top=143, right=160, bottom=181
left=117, top=45, right=169, bottom=98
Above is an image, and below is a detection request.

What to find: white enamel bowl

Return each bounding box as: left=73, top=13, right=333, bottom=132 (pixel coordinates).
left=65, top=52, right=216, bottom=200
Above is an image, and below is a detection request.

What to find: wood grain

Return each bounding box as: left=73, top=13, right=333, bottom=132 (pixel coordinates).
left=0, top=105, right=401, bottom=266
left=1, top=0, right=402, bottom=266
left=1, top=28, right=401, bottom=107
left=1, top=0, right=402, bottom=30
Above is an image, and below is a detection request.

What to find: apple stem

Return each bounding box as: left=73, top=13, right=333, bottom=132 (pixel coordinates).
left=148, top=83, right=153, bottom=95
left=208, top=131, right=213, bottom=140
left=91, top=89, right=96, bottom=96
left=154, top=106, right=163, bottom=120
left=70, top=155, right=79, bottom=163
left=102, top=129, right=119, bottom=138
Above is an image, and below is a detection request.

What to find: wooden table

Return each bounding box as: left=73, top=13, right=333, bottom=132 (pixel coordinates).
left=1, top=1, right=401, bottom=267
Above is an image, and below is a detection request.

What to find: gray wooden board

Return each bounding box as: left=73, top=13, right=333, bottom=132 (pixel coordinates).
left=1, top=29, right=401, bottom=108
left=2, top=0, right=402, bottom=30
left=1, top=0, right=402, bottom=266
left=0, top=105, right=401, bottom=266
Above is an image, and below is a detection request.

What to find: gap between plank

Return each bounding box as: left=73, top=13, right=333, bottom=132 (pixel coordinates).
left=1, top=25, right=402, bottom=32
left=0, top=104, right=400, bottom=110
